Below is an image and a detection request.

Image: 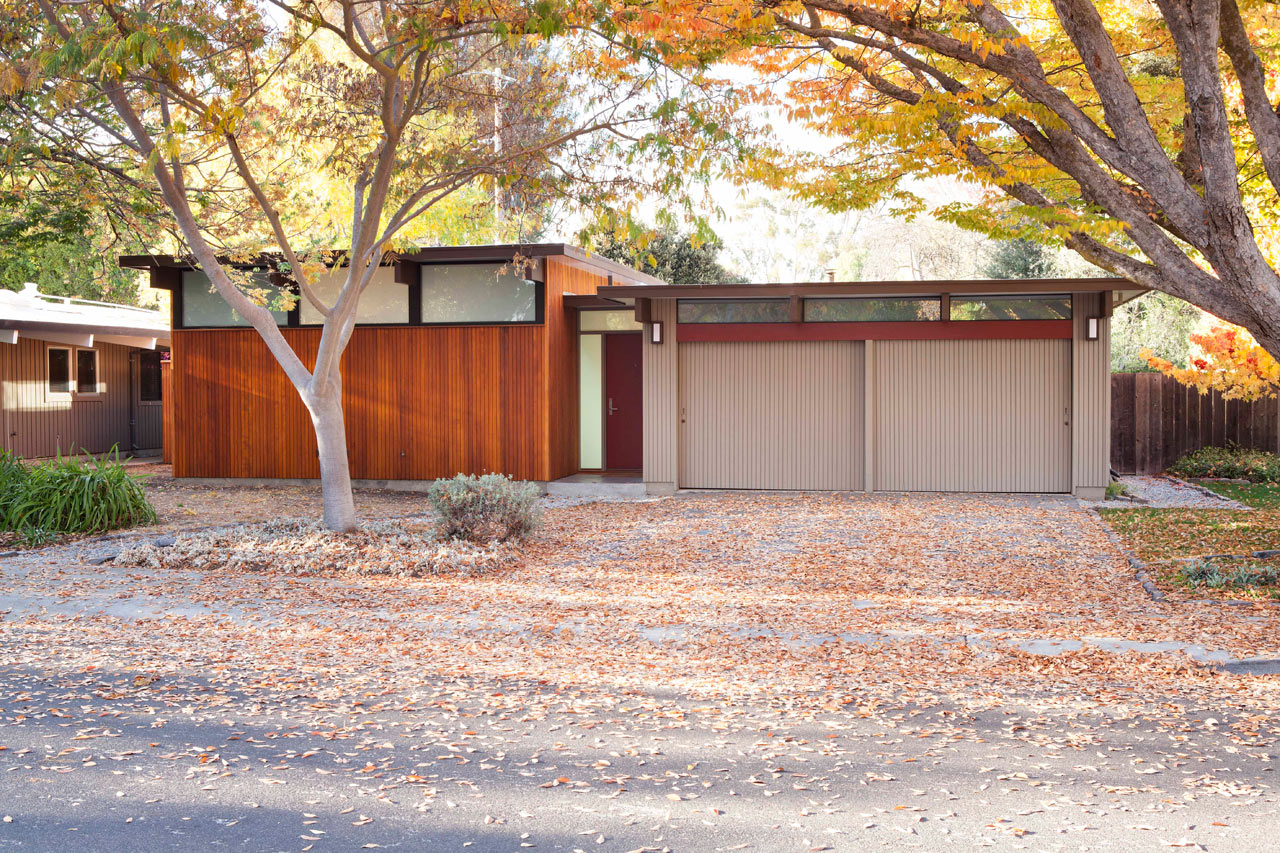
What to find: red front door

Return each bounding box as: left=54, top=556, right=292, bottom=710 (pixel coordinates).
left=604, top=333, right=643, bottom=470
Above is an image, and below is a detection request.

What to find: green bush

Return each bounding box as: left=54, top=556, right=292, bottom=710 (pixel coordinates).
left=1182, top=557, right=1280, bottom=592
left=5, top=449, right=157, bottom=534
left=427, top=473, right=541, bottom=542
left=1167, top=445, right=1280, bottom=483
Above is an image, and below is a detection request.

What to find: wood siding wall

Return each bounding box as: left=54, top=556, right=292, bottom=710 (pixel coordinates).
left=0, top=337, right=159, bottom=458
left=1072, top=293, right=1111, bottom=494
left=1110, top=372, right=1280, bottom=474
left=678, top=340, right=865, bottom=490
left=161, top=360, right=173, bottom=463
left=168, top=260, right=603, bottom=482
left=545, top=258, right=609, bottom=481
left=872, top=339, right=1073, bottom=492
left=642, top=299, right=679, bottom=490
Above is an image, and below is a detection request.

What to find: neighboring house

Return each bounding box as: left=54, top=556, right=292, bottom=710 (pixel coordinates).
left=0, top=283, right=170, bottom=459
left=122, top=244, right=1143, bottom=499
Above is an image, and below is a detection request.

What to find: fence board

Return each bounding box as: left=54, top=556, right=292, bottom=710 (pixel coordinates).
left=1112, top=373, right=1280, bottom=473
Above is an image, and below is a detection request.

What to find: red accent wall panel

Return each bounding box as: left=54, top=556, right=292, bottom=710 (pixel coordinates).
left=676, top=320, right=1073, bottom=343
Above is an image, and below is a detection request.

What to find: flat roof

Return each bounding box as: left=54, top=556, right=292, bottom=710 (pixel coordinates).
left=605, top=277, right=1142, bottom=298
left=119, top=243, right=668, bottom=288
left=0, top=286, right=169, bottom=342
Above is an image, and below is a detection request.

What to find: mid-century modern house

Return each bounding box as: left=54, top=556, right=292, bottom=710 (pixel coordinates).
left=122, top=243, right=1143, bottom=499
left=0, top=283, right=170, bottom=459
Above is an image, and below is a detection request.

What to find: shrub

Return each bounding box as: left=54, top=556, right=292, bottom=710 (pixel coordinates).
left=1168, top=445, right=1280, bottom=483
left=1182, top=557, right=1280, bottom=592
left=5, top=449, right=157, bottom=534
left=427, top=473, right=541, bottom=542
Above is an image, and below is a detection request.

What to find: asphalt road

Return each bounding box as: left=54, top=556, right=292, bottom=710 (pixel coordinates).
left=1, top=664, right=1276, bottom=852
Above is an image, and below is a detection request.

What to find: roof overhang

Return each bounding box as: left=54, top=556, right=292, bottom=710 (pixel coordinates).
left=563, top=293, right=633, bottom=310
left=0, top=318, right=169, bottom=348
left=606, top=277, right=1140, bottom=299
left=120, top=243, right=669, bottom=289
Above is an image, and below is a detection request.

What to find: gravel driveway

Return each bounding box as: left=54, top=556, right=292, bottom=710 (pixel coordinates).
left=1, top=491, right=1277, bottom=851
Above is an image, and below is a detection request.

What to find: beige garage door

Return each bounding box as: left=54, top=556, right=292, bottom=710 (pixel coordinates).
left=679, top=341, right=864, bottom=490
left=873, top=339, right=1071, bottom=492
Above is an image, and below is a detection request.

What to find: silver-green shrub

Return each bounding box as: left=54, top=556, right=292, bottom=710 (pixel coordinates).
left=427, top=473, right=542, bottom=542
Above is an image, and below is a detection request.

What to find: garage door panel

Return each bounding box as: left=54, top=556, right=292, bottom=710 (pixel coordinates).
left=873, top=339, right=1071, bottom=492
left=679, top=341, right=864, bottom=490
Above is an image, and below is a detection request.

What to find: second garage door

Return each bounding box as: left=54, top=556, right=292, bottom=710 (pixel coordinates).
left=872, top=339, right=1072, bottom=492
left=678, top=341, right=864, bottom=490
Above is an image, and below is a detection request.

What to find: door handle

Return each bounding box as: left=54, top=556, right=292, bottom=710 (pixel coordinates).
left=607, top=397, right=617, bottom=416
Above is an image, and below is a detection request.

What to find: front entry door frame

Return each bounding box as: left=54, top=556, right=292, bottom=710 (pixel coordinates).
left=579, top=329, right=643, bottom=472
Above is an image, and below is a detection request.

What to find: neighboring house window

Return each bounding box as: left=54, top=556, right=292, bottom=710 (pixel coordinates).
left=180, top=270, right=290, bottom=328
left=47, top=347, right=72, bottom=394
left=677, top=299, right=789, bottom=323
left=805, top=297, right=941, bottom=322
left=950, top=294, right=1072, bottom=321
left=298, top=265, right=409, bottom=325
left=139, top=350, right=163, bottom=402
left=420, top=263, right=541, bottom=324
left=76, top=349, right=99, bottom=394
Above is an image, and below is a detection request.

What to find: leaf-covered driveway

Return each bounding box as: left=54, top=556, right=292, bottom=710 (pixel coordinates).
left=1, top=492, right=1277, bottom=851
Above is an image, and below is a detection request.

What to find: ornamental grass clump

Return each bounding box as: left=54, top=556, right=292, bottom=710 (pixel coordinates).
left=1168, top=445, right=1280, bottom=483
left=427, top=473, right=541, bottom=542
left=4, top=449, right=156, bottom=534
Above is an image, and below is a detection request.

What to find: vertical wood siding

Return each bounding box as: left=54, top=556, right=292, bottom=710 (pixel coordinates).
left=171, top=324, right=549, bottom=480
left=545, top=258, right=609, bottom=481
left=1071, top=292, right=1110, bottom=492
left=161, top=360, right=173, bottom=463
left=678, top=341, right=864, bottom=490
left=873, top=339, right=1072, bottom=492
left=642, top=299, right=679, bottom=488
left=0, top=337, right=138, bottom=458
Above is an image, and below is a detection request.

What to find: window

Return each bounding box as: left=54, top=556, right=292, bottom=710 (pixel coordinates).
left=579, top=310, right=643, bottom=332
left=298, top=265, right=409, bottom=325
left=420, top=263, right=540, bottom=324
left=677, top=299, right=789, bottom=323
left=47, top=347, right=71, bottom=394
left=76, top=349, right=98, bottom=394
left=139, top=350, right=163, bottom=402
left=950, top=294, right=1072, bottom=321
left=804, top=297, right=941, bottom=322
left=181, top=270, right=290, bottom=328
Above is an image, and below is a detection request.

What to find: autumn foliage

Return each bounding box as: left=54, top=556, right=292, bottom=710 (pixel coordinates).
left=1143, top=324, right=1280, bottom=402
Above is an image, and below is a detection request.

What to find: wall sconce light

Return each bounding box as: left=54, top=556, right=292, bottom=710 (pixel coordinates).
left=650, top=320, right=664, bottom=345
left=1086, top=317, right=1099, bottom=340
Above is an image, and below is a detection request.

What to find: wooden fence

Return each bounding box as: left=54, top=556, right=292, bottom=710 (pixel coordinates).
left=1111, top=372, right=1280, bottom=474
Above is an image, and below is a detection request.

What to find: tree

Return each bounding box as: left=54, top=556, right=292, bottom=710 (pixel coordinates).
left=1111, top=292, right=1205, bottom=373
left=645, top=1, right=1280, bottom=353
left=3, top=0, right=728, bottom=530
left=596, top=224, right=747, bottom=284
left=1144, top=323, right=1280, bottom=401
left=983, top=239, right=1058, bottom=280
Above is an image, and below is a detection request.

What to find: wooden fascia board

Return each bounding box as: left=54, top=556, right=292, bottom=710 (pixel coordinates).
left=606, top=278, right=1129, bottom=299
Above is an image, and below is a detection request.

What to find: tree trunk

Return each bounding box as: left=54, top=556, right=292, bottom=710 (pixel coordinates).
left=306, top=389, right=359, bottom=533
